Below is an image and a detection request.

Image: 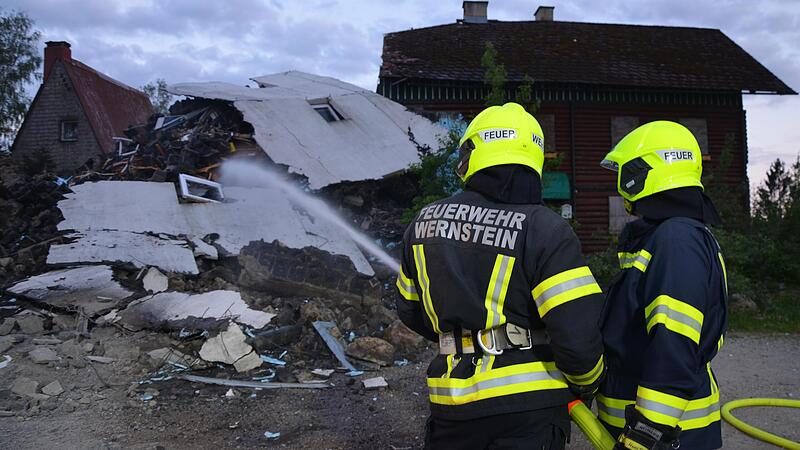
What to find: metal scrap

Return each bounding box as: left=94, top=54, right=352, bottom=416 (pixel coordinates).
left=177, top=374, right=330, bottom=389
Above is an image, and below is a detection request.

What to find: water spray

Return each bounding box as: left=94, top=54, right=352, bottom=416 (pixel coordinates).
left=220, top=160, right=401, bottom=273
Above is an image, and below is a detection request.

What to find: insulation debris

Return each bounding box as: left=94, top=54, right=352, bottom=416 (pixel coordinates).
left=119, top=290, right=275, bottom=331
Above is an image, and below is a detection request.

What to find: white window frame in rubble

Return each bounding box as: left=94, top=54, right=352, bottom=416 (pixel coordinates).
left=178, top=173, right=224, bottom=203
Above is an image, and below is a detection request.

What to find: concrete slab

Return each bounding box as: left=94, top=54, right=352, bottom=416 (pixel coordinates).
left=50, top=181, right=374, bottom=276
left=7, top=266, right=135, bottom=316
left=119, top=290, right=275, bottom=330
left=169, top=71, right=444, bottom=189
left=47, top=231, right=199, bottom=274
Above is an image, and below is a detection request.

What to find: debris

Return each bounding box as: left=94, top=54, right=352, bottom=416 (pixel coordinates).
left=7, top=266, right=135, bottom=316
left=32, top=338, right=62, bottom=345
left=259, top=355, right=287, bottom=366
left=384, top=320, right=427, bottom=352
left=85, top=355, right=115, bottom=364
left=147, top=347, right=209, bottom=370
left=15, top=314, right=45, bottom=334
left=346, top=337, right=396, bottom=366
left=0, top=318, right=15, bottom=335
left=142, top=267, right=169, bottom=293
left=102, top=341, right=141, bottom=362
left=168, top=71, right=444, bottom=189
left=28, top=347, right=60, bottom=364
left=41, top=381, right=64, bottom=396
left=96, top=309, right=120, bottom=326
left=120, top=290, right=275, bottom=331
left=239, top=241, right=380, bottom=303
left=50, top=181, right=375, bottom=276
left=264, top=431, right=281, bottom=440
left=177, top=374, right=330, bottom=389
left=178, top=173, right=224, bottom=203
left=0, top=336, right=14, bottom=353
left=10, top=377, right=39, bottom=397
left=313, top=321, right=361, bottom=375
left=363, top=376, right=389, bottom=390
left=311, top=369, right=335, bottom=378
left=199, top=322, right=262, bottom=373
left=190, top=237, right=218, bottom=260
left=48, top=230, right=200, bottom=275
left=0, top=355, right=12, bottom=369
left=394, top=359, right=410, bottom=367
left=233, top=351, right=264, bottom=373
left=249, top=325, right=303, bottom=351
left=224, top=388, right=236, bottom=398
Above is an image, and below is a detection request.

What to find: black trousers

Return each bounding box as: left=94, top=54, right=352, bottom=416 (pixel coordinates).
left=424, top=405, right=570, bottom=450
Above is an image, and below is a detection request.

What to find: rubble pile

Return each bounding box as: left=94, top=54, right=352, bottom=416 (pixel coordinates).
left=0, top=158, right=69, bottom=285
left=74, top=99, right=267, bottom=183
left=0, top=71, right=448, bottom=424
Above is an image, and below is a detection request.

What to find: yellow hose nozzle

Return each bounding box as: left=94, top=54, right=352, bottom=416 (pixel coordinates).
left=569, top=400, right=617, bottom=450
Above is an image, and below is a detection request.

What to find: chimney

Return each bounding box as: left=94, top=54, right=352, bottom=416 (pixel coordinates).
left=463, top=1, right=488, bottom=24
left=534, top=6, right=554, bottom=21
left=44, top=41, right=71, bottom=82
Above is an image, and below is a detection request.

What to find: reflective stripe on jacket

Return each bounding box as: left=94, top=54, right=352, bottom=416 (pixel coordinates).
left=599, top=217, right=727, bottom=450
left=396, top=189, right=604, bottom=420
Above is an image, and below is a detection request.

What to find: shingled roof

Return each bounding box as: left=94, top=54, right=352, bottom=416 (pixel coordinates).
left=380, top=20, right=796, bottom=94
left=59, top=55, right=154, bottom=153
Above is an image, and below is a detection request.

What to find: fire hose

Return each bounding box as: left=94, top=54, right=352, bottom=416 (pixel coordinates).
left=568, top=398, right=800, bottom=450
left=721, top=398, right=800, bottom=449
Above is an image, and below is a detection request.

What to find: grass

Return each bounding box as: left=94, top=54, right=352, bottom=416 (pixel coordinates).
left=728, top=287, right=800, bottom=333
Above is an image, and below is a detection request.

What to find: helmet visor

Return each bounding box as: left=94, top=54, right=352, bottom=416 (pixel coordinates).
left=600, top=159, right=619, bottom=172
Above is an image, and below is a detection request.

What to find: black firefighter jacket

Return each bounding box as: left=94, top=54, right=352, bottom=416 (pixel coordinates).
left=395, top=189, right=605, bottom=420
left=598, top=217, right=728, bottom=450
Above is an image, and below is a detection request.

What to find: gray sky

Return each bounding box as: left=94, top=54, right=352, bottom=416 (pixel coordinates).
left=7, top=0, right=799, bottom=186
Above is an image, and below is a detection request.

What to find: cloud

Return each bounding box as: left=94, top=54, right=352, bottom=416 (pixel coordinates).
left=7, top=0, right=799, bottom=187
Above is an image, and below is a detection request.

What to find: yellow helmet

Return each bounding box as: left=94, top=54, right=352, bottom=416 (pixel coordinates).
left=601, top=120, right=703, bottom=203
left=456, top=102, right=545, bottom=181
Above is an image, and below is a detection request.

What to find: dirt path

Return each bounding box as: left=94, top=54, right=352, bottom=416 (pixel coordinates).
left=1, top=332, right=798, bottom=449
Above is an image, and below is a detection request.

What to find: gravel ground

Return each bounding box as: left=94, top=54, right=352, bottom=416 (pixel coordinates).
left=1, top=332, right=798, bottom=449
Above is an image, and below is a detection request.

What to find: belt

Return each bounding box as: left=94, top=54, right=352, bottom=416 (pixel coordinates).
left=439, top=324, right=549, bottom=355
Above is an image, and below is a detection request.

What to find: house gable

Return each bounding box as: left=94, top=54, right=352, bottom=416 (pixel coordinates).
left=11, top=61, right=103, bottom=174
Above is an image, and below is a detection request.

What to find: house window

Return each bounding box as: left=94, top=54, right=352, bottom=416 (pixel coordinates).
left=679, top=118, right=709, bottom=155
left=609, top=196, right=636, bottom=234
left=312, top=103, right=343, bottom=122
left=60, top=120, right=78, bottom=141
left=611, top=116, right=639, bottom=148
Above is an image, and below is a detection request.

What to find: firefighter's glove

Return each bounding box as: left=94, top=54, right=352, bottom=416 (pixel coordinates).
left=567, top=366, right=605, bottom=406
left=568, top=380, right=600, bottom=406
left=614, top=404, right=681, bottom=450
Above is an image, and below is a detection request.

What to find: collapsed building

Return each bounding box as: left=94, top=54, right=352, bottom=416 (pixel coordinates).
left=0, top=69, right=444, bottom=409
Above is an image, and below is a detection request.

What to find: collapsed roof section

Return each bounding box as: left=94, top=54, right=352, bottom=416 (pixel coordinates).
left=168, top=71, right=444, bottom=189
left=47, top=181, right=375, bottom=276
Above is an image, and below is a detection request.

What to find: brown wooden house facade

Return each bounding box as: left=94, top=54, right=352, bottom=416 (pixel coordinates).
left=377, top=3, right=795, bottom=251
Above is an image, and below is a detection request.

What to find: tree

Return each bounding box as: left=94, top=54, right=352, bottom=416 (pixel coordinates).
left=141, top=78, right=173, bottom=115
left=481, top=42, right=506, bottom=107
left=0, top=10, right=41, bottom=152
left=753, top=158, right=793, bottom=221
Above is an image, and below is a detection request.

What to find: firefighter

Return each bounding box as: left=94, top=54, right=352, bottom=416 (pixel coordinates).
left=597, top=121, right=727, bottom=450
left=395, top=103, right=605, bottom=449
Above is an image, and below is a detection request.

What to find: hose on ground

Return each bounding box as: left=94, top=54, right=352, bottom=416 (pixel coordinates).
left=721, top=398, right=800, bottom=449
